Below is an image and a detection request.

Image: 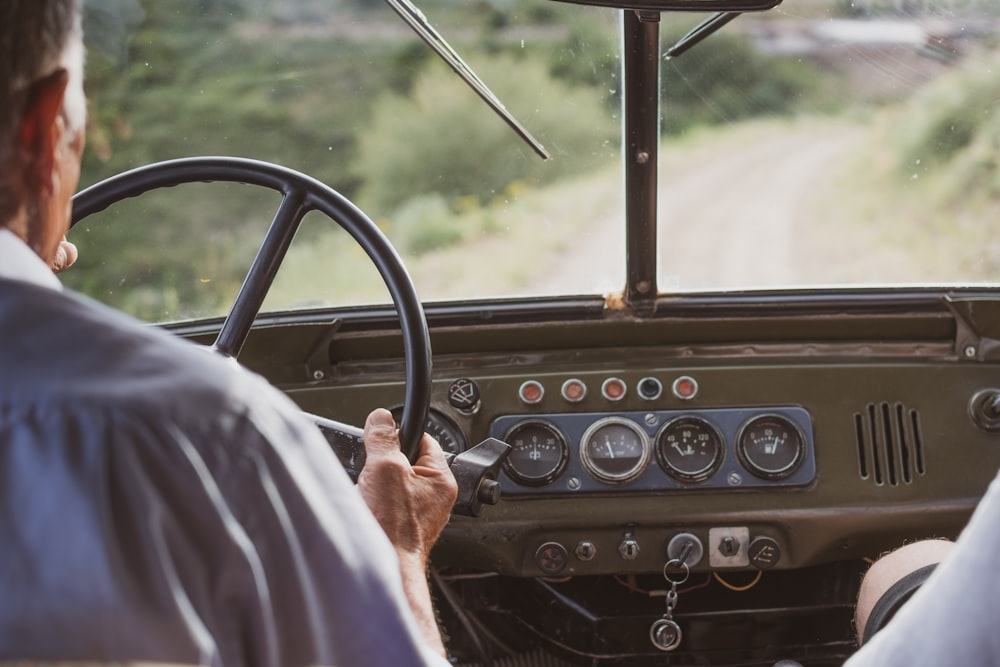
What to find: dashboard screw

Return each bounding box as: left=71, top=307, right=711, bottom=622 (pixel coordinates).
left=727, top=472, right=742, bottom=486
left=645, top=413, right=658, bottom=427
left=312, top=370, right=325, bottom=380
left=567, top=477, right=581, bottom=491
left=964, top=345, right=977, bottom=359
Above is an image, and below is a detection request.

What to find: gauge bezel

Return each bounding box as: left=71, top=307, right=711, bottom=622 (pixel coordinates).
left=391, top=406, right=467, bottom=455
left=503, top=420, right=570, bottom=486
left=655, top=415, right=725, bottom=482
left=579, top=416, right=651, bottom=484
left=736, top=413, right=805, bottom=480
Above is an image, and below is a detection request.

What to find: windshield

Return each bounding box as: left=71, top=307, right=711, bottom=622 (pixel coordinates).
left=66, top=0, right=1000, bottom=322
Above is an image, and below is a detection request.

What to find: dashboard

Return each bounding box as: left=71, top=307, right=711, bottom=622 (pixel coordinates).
left=207, top=292, right=1000, bottom=665
left=262, top=294, right=1000, bottom=583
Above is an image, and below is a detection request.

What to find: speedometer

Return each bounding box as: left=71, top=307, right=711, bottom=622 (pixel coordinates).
left=580, top=417, right=650, bottom=484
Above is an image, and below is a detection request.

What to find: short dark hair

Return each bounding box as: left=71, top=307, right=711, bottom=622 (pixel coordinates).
left=0, top=0, right=84, bottom=223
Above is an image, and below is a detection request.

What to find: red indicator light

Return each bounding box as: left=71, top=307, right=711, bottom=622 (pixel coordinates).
left=601, top=377, right=627, bottom=401
left=672, top=376, right=699, bottom=400
left=561, top=379, right=587, bottom=402
left=519, top=380, right=545, bottom=405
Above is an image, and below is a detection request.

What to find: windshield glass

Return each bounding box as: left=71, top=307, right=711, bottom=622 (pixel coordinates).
left=66, top=0, right=1000, bottom=322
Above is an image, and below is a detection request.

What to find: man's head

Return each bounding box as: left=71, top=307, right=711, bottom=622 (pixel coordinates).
left=0, top=0, right=85, bottom=268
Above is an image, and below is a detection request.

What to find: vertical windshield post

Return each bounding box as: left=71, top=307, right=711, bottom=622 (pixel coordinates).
left=623, top=10, right=661, bottom=312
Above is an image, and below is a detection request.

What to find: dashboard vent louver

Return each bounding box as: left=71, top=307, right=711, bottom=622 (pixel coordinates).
left=854, top=403, right=925, bottom=486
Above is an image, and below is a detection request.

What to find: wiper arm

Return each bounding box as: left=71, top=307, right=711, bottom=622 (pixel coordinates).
left=664, top=11, right=741, bottom=59
left=384, top=0, right=550, bottom=160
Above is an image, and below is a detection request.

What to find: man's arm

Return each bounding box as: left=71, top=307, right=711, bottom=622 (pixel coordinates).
left=358, top=408, right=458, bottom=658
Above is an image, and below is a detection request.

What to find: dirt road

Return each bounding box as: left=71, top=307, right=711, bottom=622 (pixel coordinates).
left=529, top=119, right=870, bottom=295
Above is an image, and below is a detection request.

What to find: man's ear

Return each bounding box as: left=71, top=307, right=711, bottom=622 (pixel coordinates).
left=19, top=68, right=70, bottom=197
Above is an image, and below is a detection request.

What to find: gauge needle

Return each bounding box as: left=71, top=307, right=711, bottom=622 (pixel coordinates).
left=605, top=438, right=615, bottom=459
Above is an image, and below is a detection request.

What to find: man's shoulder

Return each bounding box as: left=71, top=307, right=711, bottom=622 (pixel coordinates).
left=0, top=279, right=295, bottom=428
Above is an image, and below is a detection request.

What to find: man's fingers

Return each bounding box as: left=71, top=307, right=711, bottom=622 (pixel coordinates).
left=363, top=408, right=402, bottom=458
left=363, top=409, right=450, bottom=479
left=413, top=433, right=449, bottom=471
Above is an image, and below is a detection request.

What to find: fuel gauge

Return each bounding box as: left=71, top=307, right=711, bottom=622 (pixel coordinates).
left=737, top=414, right=805, bottom=480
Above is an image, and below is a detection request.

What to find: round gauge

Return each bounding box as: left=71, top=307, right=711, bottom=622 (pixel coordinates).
left=503, top=421, right=569, bottom=486
left=391, top=407, right=467, bottom=455
left=656, top=416, right=724, bottom=482
left=737, top=414, right=805, bottom=480
left=580, top=417, right=651, bottom=484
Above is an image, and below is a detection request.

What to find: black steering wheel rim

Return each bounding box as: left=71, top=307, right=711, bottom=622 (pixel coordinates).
left=70, top=156, right=431, bottom=462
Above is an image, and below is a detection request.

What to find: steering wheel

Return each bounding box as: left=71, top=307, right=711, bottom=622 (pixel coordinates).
left=70, top=156, right=431, bottom=463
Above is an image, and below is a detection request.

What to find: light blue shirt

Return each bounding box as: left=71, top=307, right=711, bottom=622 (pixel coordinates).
left=0, top=243, right=447, bottom=666
left=845, top=469, right=1000, bottom=665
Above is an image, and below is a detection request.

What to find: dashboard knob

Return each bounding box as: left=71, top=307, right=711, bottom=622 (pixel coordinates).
left=969, top=389, right=1000, bottom=432
left=535, top=542, right=569, bottom=575
left=447, top=378, right=481, bottom=414
left=748, top=536, right=781, bottom=570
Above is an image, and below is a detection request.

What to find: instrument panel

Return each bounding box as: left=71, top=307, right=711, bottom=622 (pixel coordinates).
left=491, top=406, right=816, bottom=495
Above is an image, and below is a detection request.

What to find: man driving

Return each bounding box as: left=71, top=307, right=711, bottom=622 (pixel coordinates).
left=0, top=1, right=457, bottom=664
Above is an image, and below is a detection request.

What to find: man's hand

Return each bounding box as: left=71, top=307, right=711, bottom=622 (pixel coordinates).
left=357, top=408, right=458, bottom=658
left=358, top=408, right=458, bottom=562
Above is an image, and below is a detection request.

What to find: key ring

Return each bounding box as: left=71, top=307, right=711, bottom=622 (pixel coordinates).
left=663, top=558, right=690, bottom=587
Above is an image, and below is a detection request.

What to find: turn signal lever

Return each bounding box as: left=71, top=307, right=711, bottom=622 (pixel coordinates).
left=443, top=438, right=511, bottom=516
left=310, top=414, right=511, bottom=516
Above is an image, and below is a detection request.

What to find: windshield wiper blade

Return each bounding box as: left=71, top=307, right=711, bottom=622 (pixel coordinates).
left=664, top=11, right=741, bottom=59
left=384, top=0, right=550, bottom=160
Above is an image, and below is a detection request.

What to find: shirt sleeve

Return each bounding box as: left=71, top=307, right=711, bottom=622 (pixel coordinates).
left=203, top=387, right=450, bottom=667
left=844, top=468, right=1000, bottom=666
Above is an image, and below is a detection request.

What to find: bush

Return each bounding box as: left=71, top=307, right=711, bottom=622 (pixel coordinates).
left=890, top=47, right=1000, bottom=190
left=392, top=194, right=464, bottom=256
left=353, top=54, right=617, bottom=215
left=662, top=29, right=822, bottom=134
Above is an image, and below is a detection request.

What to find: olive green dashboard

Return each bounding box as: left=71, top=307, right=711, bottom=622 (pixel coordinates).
left=214, top=292, right=1000, bottom=578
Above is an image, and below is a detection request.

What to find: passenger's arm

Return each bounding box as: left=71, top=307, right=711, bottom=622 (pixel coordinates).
left=358, top=408, right=458, bottom=658
left=854, top=539, right=954, bottom=644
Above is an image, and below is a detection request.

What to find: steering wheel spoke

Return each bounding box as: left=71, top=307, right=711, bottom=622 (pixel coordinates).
left=71, top=156, right=431, bottom=462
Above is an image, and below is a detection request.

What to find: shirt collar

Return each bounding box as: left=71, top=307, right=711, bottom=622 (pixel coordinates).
left=0, top=228, right=62, bottom=291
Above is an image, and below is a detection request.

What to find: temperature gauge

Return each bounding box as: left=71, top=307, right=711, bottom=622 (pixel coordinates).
left=737, top=414, right=805, bottom=480
left=503, top=421, right=569, bottom=486
left=656, top=416, right=724, bottom=482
